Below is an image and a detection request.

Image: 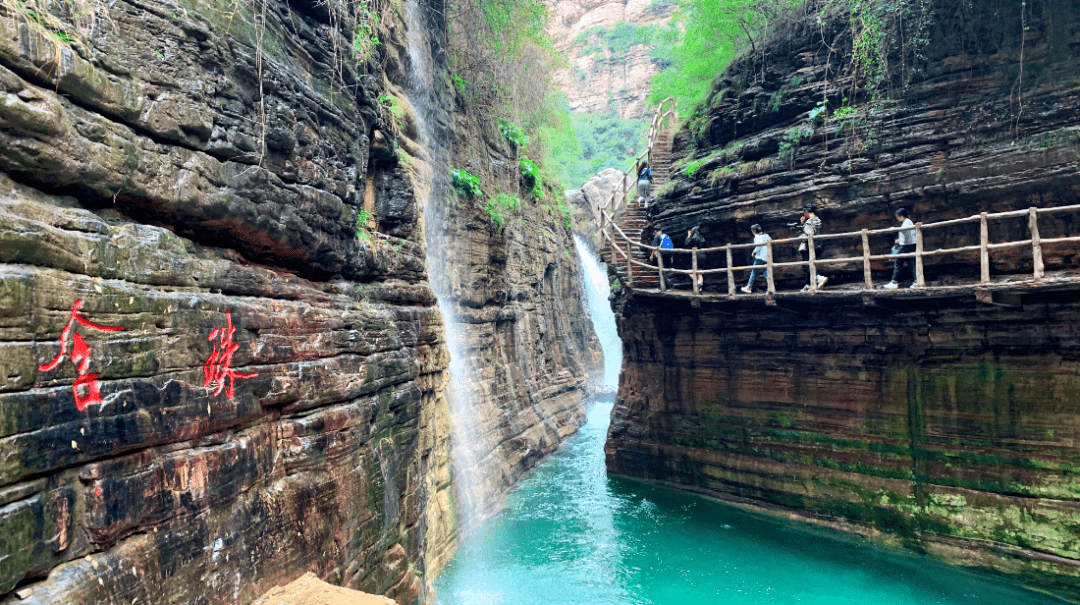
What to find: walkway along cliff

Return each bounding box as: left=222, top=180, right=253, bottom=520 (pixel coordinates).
left=604, top=0, right=1080, bottom=599
left=0, top=0, right=599, bottom=603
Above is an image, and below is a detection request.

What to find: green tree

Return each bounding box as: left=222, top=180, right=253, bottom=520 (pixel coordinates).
left=648, top=0, right=758, bottom=112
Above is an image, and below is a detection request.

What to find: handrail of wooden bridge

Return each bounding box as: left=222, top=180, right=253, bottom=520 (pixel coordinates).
left=598, top=98, right=678, bottom=264
left=601, top=202, right=1080, bottom=296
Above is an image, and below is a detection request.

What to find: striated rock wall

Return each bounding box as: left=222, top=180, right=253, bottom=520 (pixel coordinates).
left=0, top=0, right=603, bottom=601
left=0, top=0, right=452, bottom=603
left=423, top=85, right=604, bottom=535
left=608, top=287, right=1080, bottom=598
left=650, top=0, right=1080, bottom=272
left=549, top=0, right=674, bottom=120
left=608, top=0, right=1080, bottom=598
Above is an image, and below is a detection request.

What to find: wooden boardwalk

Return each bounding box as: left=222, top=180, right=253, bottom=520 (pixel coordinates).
left=598, top=101, right=1080, bottom=305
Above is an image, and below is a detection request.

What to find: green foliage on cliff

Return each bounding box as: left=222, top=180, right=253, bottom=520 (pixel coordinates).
left=544, top=108, right=648, bottom=189
left=484, top=193, right=523, bottom=229
left=573, top=22, right=659, bottom=63
left=499, top=119, right=529, bottom=147
left=647, top=0, right=756, bottom=112
left=519, top=157, right=543, bottom=199
left=451, top=169, right=483, bottom=197
left=450, top=0, right=569, bottom=197
left=352, top=4, right=382, bottom=63
left=648, top=0, right=936, bottom=118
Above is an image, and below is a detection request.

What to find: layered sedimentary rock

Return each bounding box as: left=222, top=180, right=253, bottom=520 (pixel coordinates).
left=423, top=91, right=603, bottom=535
left=608, top=0, right=1080, bottom=598
left=549, top=0, right=674, bottom=120
left=0, top=0, right=600, bottom=603
left=0, top=0, right=447, bottom=602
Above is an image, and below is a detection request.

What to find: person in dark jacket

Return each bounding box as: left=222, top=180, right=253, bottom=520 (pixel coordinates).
left=637, top=163, right=652, bottom=207
left=685, top=226, right=707, bottom=289
left=798, top=204, right=828, bottom=291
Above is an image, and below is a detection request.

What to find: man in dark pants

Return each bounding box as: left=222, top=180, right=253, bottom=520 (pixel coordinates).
left=883, top=208, right=917, bottom=289
left=798, top=204, right=827, bottom=291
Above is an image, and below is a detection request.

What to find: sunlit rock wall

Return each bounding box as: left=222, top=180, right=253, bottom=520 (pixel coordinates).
left=549, top=0, right=674, bottom=120
left=608, top=0, right=1080, bottom=599
left=0, top=0, right=449, bottom=603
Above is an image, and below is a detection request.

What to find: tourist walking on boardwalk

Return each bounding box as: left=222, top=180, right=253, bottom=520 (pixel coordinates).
left=637, top=163, right=652, bottom=208
left=883, top=208, right=917, bottom=289
left=650, top=225, right=673, bottom=285
left=741, top=224, right=770, bottom=294
left=798, top=204, right=828, bottom=291
left=685, top=226, right=707, bottom=289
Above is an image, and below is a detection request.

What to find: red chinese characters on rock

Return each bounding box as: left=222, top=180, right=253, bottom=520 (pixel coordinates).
left=38, top=299, right=125, bottom=411
left=203, top=310, right=258, bottom=399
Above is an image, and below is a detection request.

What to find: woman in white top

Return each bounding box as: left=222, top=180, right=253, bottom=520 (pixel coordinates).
left=741, top=224, right=771, bottom=293
left=883, top=208, right=917, bottom=288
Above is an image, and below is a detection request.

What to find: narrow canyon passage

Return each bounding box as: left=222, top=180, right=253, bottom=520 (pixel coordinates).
left=433, top=243, right=1059, bottom=604
left=433, top=403, right=1055, bottom=605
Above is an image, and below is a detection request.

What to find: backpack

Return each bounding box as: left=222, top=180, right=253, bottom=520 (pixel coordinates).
left=660, top=234, right=673, bottom=249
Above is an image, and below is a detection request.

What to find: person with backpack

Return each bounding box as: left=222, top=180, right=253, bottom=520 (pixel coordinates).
left=797, top=204, right=828, bottom=291
left=637, top=162, right=652, bottom=209
left=650, top=225, right=673, bottom=286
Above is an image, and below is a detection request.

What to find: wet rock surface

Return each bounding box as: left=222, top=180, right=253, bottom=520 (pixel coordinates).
left=608, top=0, right=1080, bottom=598
left=426, top=155, right=604, bottom=534
left=0, top=1, right=448, bottom=603
left=608, top=286, right=1080, bottom=598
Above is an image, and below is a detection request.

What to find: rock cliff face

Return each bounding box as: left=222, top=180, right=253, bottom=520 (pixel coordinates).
left=607, top=0, right=1080, bottom=598
left=549, top=0, right=674, bottom=120
left=423, top=86, right=603, bottom=535
left=0, top=0, right=447, bottom=602
left=0, top=0, right=599, bottom=603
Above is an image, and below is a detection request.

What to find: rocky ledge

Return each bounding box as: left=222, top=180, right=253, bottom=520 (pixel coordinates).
left=608, top=0, right=1080, bottom=599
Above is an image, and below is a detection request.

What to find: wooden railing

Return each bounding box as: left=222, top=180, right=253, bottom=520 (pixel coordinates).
left=599, top=203, right=1080, bottom=296
left=598, top=98, right=678, bottom=288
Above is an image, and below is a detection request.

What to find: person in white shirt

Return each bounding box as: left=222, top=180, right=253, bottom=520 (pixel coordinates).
left=883, top=208, right=917, bottom=289
left=741, top=224, right=771, bottom=293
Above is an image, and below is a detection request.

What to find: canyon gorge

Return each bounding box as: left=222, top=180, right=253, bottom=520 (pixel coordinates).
left=0, top=0, right=1079, bottom=603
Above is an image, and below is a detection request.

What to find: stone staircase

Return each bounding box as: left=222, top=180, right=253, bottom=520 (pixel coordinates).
left=607, top=131, right=674, bottom=290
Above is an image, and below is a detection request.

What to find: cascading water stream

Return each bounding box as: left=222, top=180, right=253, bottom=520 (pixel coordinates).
left=573, top=234, right=621, bottom=387
left=401, top=0, right=487, bottom=532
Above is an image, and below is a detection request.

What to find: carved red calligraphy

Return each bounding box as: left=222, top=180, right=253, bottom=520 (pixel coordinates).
left=203, top=310, right=257, bottom=399
left=39, top=299, right=125, bottom=411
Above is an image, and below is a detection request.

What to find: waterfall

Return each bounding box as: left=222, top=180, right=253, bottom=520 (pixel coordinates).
left=401, top=0, right=487, bottom=530
left=573, top=235, right=621, bottom=387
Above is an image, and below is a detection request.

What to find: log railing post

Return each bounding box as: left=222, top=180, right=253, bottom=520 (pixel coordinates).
left=807, top=234, right=818, bottom=293
left=1030, top=207, right=1044, bottom=279
left=692, top=247, right=699, bottom=296
left=861, top=229, right=873, bottom=289
left=980, top=212, right=990, bottom=284
left=766, top=240, right=776, bottom=295
left=656, top=247, right=666, bottom=293
left=625, top=236, right=634, bottom=289
left=915, top=223, right=926, bottom=287
left=726, top=244, right=735, bottom=296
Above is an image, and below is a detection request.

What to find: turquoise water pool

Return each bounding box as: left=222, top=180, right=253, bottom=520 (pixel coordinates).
left=434, top=403, right=1056, bottom=605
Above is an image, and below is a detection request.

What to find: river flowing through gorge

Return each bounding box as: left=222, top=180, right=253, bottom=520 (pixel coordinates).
left=430, top=243, right=1059, bottom=605
left=432, top=401, right=1058, bottom=605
